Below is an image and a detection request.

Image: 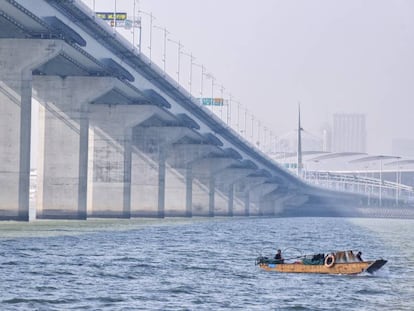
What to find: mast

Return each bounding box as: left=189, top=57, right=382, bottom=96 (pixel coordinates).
left=297, top=104, right=303, bottom=177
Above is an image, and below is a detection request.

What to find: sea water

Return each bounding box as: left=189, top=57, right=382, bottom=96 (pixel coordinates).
left=0, top=217, right=413, bottom=310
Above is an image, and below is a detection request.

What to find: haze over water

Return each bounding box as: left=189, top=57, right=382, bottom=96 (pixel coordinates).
left=0, top=217, right=413, bottom=310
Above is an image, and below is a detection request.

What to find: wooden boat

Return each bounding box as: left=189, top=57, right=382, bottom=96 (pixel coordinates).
left=256, top=250, right=387, bottom=275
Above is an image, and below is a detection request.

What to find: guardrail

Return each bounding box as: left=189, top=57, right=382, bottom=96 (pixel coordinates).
left=303, top=170, right=414, bottom=202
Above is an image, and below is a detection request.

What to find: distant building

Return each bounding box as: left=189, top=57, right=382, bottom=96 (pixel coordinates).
left=332, top=113, right=366, bottom=153
left=392, top=139, right=414, bottom=157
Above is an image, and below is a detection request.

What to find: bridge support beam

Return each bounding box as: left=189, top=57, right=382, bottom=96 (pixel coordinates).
left=252, top=183, right=280, bottom=215
left=191, top=157, right=237, bottom=216
left=88, top=105, right=162, bottom=218
left=167, top=143, right=219, bottom=217
left=0, top=39, right=61, bottom=220
left=227, top=184, right=234, bottom=217
left=185, top=164, right=193, bottom=217
left=241, top=175, right=265, bottom=215
left=34, top=76, right=116, bottom=219
left=132, top=126, right=195, bottom=217
left=214, top=168, right=254, bottom=216
left=244, top=191, right=250, bottom=216
left=208, top=177, right=215, bottom=217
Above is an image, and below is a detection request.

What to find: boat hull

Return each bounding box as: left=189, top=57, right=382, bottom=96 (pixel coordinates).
left=258, top=259, right=387, bottom=275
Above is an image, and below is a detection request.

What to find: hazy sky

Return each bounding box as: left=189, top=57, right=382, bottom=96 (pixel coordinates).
left=86, top=0, right=414, bottom=155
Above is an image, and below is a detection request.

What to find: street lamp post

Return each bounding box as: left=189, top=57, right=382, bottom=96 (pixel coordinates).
left=208, top=74, right=216, bottom=113
left=181, top=51, right=195, bottom=95
left=236, top=101, right=241, bottom=133
left=138, top=10, right=155, bottom=62
left=132, top=0, right=142, bottom=51
left=227, top=93, right=232, bottom=126
left=153, top=25, right=169, bottom=73
left=219, top=85, right=225, bottom=120
left=244, top=108, right=248, bottom=139
left=113, top=0, right=117, bottom=32
left=251, top=114, right=255, bottom=143
left=193, top=63, right=205, bottom=100
left=168, top=38, right=183, bottom=85
left=257, top=119, right=261, bottom=148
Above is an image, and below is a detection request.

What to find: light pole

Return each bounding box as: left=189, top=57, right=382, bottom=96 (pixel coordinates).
left=181, top=51, right=195, bottom=95
left=205, top=73, right=215, bottom=113
left=153, top=25, right=169, bottom=73
left=168, top=38, right=183, bottom=85
left=236, top=101, right=241, bottom=133
left=219, top=85, right=225, bottom=120
left=132, top=0, right=142, bottom=50
left=251, top=114, right=255, bottom=143
left=132, top=0, right=136, bottom=46
left=244, top=108, right=248, bottom=139
left=193, top=63, right=205, bottom=100
left=227, top=93, right=233, bottom=126
left=258, top=120, right=262, bottom=149
left=138, top=10, right=155, bottom=62
left=113, top=0, right=117, bottom=31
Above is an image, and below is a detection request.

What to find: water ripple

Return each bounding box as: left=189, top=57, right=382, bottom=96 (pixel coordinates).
left=0, top=217, right=413, bottom=310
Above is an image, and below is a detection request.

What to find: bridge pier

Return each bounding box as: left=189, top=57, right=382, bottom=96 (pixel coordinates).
left=0, top=39, right=61, bottom=220
left=88, top=104, right=163, bottom=218
left=214, top=167, right=255, bottom=216
left=244, top=190, right=250, bottom=216
left=167, top=143, right=219, bottom=217
left=250, top=182, right=279, bottom=216
left=191, top=157, right=237, bottom=216
left=132, top=125, right=196, bottom=217
left=237, top=176, right=269, bottom=216
left=34, top=76, right=117, bottom=219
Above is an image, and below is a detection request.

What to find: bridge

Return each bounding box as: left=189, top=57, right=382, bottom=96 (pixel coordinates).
left=0, top=0, right=411, bottom=221
left=274, top=151, right=414, bottom=214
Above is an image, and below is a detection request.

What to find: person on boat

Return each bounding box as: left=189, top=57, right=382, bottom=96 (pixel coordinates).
left=356, top=251, right=363, bottom=261
left=274, top=249, right=284, bottom=263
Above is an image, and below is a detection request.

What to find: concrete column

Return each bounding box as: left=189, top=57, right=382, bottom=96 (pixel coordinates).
left=89, top=105, right=160, bottom=218
left=214, top=168, right=254, bottom=216
left=241, top=177, right=269, bottom=216
left=0, top=39, right=62, bottom=220
left=209, top=177, right=215, bottom=217
left=123, top=128, right=132, bottom=218
left=244, top=191, right=250, bottom=216
left=34, top=76, right=116, bottom=219
left=130, top=145, right=159, bottom=217
left=185, top=164, right=193, bottom=217
left=251, top=183, right=280, bottom=215
left=167, top=143, right=218, bottom=217
left=228, top=184, right=234, bottom=217
left=158, top=146, right=166, bottom=218
left=191, top=157, right=237, bottom=216
left=133, top=126, right=201, bottom=217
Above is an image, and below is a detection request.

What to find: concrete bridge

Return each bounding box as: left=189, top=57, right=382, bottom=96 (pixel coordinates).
left=0, top=0, right=381, bottom=221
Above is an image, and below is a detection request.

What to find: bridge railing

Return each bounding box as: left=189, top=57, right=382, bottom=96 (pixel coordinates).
left=303, top=170, right=414, bottom=202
